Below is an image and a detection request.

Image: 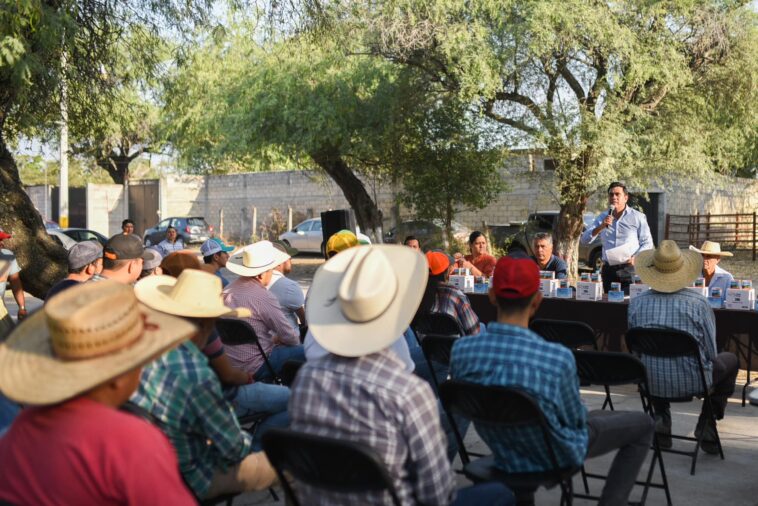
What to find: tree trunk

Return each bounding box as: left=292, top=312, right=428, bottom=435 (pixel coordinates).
left=553, top=159, right=591, bottom=282
left=0, top=131, right=67, bottom=298
left=311, top=148, right=384, bottom=242
left=97, top=155, right=132, bottom=185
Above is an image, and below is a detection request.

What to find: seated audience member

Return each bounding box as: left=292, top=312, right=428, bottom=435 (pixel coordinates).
left=530, top=232, right=567, bottom=279
left=0, top=281, right=196, bottom=504
left=455, top=231, right=497, bottom=277
left=268, top=241, right=306, bottom=333
left=223, top=241, right=304, bottom=381
left=451, top=256, right=653, bottom=505
left=138, top=248, right=163, bottom=280
left=290, top=244, right=514, bottom=506
left=161, top=250, right=202, bottom=277
left=630, top=240, right=738, bottom=453
left=156, top=226, right=185, bottom=257
left=689, top=240, right=734, bottom=304
left=416, top=251, right=482, bottom=336
left=0, top=228, right=27, bottom=335
left=159, top=262, right=291, bottom=450
left=201, top=238, right=235, bottom=287
left=46, top=241, right=103, bottom=299
left=132, top=270, right=277, bottom=499
left=404, top=235, right=421, bottom=251
left=100, top=234, right=151, bottom=284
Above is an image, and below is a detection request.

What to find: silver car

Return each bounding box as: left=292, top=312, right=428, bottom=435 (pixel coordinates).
left=279, top=218, right=371, bottom=254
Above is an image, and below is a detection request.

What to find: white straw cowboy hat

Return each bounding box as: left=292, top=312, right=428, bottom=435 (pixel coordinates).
left=0, top=281, right=196, bottom=405
left=226, top=240, right=291, bottom=277
left=135, top=269, right=251, bottom=318
left=636, top=240, right=704, bottom=293
left=306, top=245, right=427, bottom=357
left=689, top=240, right=734, bottom=258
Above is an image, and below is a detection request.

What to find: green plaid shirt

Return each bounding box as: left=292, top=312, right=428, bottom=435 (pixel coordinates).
left=132, top=341, right=252, bottom=497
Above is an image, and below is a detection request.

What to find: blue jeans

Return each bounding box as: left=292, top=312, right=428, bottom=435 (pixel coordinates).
left=254, top=345, right=306, bottom=382
left=452, top=482, right=515, bottom=506
left=232, top=382, right=291, bottom=451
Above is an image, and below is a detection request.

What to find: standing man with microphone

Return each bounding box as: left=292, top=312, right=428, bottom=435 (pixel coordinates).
left=582, top=182, right=654, bottom=294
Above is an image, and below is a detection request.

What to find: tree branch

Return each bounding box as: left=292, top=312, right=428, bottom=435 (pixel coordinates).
left=482, top=99, right=540, bottom=137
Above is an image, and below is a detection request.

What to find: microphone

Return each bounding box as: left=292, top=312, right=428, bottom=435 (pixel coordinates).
left=607, top=206, right=614, bottom=217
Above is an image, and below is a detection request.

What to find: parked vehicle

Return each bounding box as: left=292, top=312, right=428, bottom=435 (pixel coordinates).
left=143, top=217, right=212, bottom=246
left=47, top=230, right=77, bottom=250
left=278, top=218, right=371, bottom=254
left=383, top=220, right=472, bottom=249
left=44, top=219, right=60, bottom=230
left=61, top=228, right=108, bottom=247
left=496, top=211, right=603, bottom=271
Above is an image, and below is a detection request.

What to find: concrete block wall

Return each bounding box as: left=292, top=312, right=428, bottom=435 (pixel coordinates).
left=664, top=173, right=758, bottom=216
left=25, top=185, right=52, bottom=220
left=86, top=184, right=126, bottom=237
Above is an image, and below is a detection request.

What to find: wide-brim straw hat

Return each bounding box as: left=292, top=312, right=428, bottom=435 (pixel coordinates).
left=307, top=245, right=427, bottom=357
left=226, top=240, right=290, bottom=277
left=636, top=240, right=704, bottom=293
left=689, top=240, right=733, bottom=257
left=135, top=269, right=250, bottom=318
left=0, top=281, right=196, bottom=405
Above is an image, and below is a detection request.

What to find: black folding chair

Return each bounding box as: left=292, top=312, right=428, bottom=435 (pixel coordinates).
left=572, top=350, right=672, bottom=505
left=626, top=327, right=725, bottom=475
left=530, top=319, right=613, bottom=410
left=413, top=312, right=464, bottom=338
left=261, top=428, right=402, bottom=506
left=215, top=319, right=282, bottom=384
left=280, top=359, right=305, bottom=386
left=439, top=381, right=580, bottom=505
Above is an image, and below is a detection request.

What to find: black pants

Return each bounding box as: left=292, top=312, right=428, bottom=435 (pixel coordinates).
left=652, top=352, right=739, bottom=421
left=601, top=263, right=635, bottom=294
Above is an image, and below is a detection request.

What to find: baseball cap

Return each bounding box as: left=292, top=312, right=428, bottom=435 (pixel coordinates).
left=272, top=240, right=299, bottom=257
left=68, top=241, right=103, bottom=270
left=491, top=257, right=540, bottom=299
left=142, top=248, right=163, bottom=271
left=426, top=251, right=451, bottom=276
left=104, top=234, right=150, bottom=261
left=326, top=230, right=359, bottom=257
left=0, top=228, right=11, bottom=240
left=200, top=238, right=234, bottom=257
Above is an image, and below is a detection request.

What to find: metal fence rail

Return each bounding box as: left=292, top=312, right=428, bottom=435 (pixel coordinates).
left=664, top=212, right=757, bottom=261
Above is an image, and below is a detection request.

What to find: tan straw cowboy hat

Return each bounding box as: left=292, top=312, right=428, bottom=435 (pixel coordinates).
left=306, top=245, right=427, bottom=357
left=0, top=281, right=195, bottom=405
left=689, top=240, right=734, bottom=257
left=636, top=240, right=704, bottom=293
left=134, top=269, right=250, bottom=318
left=226, top=240, right=290, bottom=277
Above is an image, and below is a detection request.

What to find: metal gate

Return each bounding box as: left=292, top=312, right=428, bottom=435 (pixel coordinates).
left=128, top=180, right=160, bottom=237
left=50, top=187, right=87, bottom=228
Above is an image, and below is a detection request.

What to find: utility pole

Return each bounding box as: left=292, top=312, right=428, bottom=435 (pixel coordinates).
left=58, top=44, right=69, bottom=228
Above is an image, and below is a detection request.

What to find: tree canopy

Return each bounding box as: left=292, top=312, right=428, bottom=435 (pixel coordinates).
left=296, top=0, right=758, bottom=276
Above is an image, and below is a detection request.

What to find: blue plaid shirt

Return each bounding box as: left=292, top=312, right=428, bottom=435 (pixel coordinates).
left=450, top=323, right=588, bottom=473
left=628, top=289, right=716, bottom=398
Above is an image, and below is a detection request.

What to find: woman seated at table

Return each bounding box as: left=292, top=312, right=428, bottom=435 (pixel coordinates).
left=689, top=241, right=734, bottom=302
left=454, top=231, right=497, bottom=278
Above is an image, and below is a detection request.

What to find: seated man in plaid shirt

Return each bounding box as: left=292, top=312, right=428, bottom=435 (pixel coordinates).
left=291, top=245, right=513, bottom=505
left=451, top=256, right=654, bottom=505
left=629, top=240, right=739, bottom=454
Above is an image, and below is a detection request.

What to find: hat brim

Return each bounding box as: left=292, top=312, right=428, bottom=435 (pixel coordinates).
left=306, top=245, right=427, bottom=357
left=636, top=249, right=704, bottom=293
left=225, top=248, right=291, bottom=277
left=134, top=275, right=250, bottom=318
left=688, top=245, right=733, bottom=257
left=0, top=305, right=196, bottom=405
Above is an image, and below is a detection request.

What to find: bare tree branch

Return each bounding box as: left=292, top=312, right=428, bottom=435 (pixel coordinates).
left=482, top=99, right=540, bottom=137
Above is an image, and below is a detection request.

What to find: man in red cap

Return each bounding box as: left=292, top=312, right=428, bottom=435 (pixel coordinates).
left=450, top=256, right=654, bottom=505
left=0, top=228, right=26, bottom=339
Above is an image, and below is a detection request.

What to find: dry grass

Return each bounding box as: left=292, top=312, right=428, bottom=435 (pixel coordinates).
left=719, top=250, right=758, bottom=282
